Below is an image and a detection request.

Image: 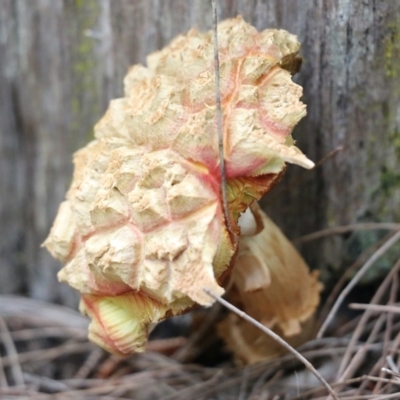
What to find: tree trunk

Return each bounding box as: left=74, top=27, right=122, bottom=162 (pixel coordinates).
left=1, top=0, right=399, bottom=305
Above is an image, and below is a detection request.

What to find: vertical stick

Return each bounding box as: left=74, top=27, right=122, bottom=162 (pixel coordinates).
left=211, top=0, right=232, bottom=235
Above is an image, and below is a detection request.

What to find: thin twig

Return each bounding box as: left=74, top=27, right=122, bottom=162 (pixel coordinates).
left=382, top=367, right=400, bottom=379
left=0, top=352, right=8, bottom=388
left=389, top=329, right=400, bottom=374
left=386, top=356, right=399, bottom=374
left=146, top=337, right=187, bottom=355
left=0, top=295, right=89, bottom=330
left=294, top=375, right=400, bottom=400
left=313, top=146, right=343, bottom=169
left=203, top=288, right=339, bottom=400
left=381, top=356, right=400, bottom=396
left=0, top=387, right=39, bottom=397
left=0, top=341, right=92, bottom=367
left=74, top=347, right=104, bottom=379
left=248, top=369, right=280, bottom=398
left=317, top=232, right=393, bottom=330
left=317, top=230, right=400, bottom=338
left=333, top=314, right=363, bottom=337
left=341, top=393, right=400, bottom=400
left=238, top=366, right=249, bottom=400
left=250, top=370, right=283, bottom=399
left=5, top=327, right=86, bottom=341
left=161, top=370, right=224, bottom=400
left=96, top=355, right=124, bottom=379
left=338, top=313, right=386, bottom=386
left=272, top=146, right=342, bottom=197
left=211, top=0, right=232, bottom=235
left=0, top=316, right=25, bottom=387
left=294, top=223, right=400, bottom=244
left=349, top=304, right=400, bottom=314
left=22, top=372, right=71, bottom=392
left=337, top=257, right=400, bottom=379
left=370, top=275, right=398, bottom=395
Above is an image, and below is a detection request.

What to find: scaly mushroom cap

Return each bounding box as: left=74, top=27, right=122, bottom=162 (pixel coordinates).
left=44, top=16, right=313, bottom=355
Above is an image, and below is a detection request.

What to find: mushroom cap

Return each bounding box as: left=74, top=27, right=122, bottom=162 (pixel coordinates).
left=44, top=16, right=313, bottom=355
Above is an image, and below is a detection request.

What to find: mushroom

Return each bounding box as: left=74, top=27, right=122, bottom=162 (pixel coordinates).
left=218, top=203, right=322, bottom=364
left=44, top=16, right=314, bottom=355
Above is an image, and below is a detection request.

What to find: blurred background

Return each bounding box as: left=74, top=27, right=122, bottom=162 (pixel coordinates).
left=1, top=0, right=400, bottom=308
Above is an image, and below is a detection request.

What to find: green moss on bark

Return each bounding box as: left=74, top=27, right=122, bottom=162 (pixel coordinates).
left=385, top=21, right=400, bottom=78
left=68, top=0, right=102, bottom=144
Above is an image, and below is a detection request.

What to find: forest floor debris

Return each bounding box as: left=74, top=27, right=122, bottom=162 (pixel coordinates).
left=1, top=225, right=400, bottom=399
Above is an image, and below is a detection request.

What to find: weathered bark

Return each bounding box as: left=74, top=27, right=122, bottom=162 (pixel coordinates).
left=1, top=0, right=399, bottom=305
